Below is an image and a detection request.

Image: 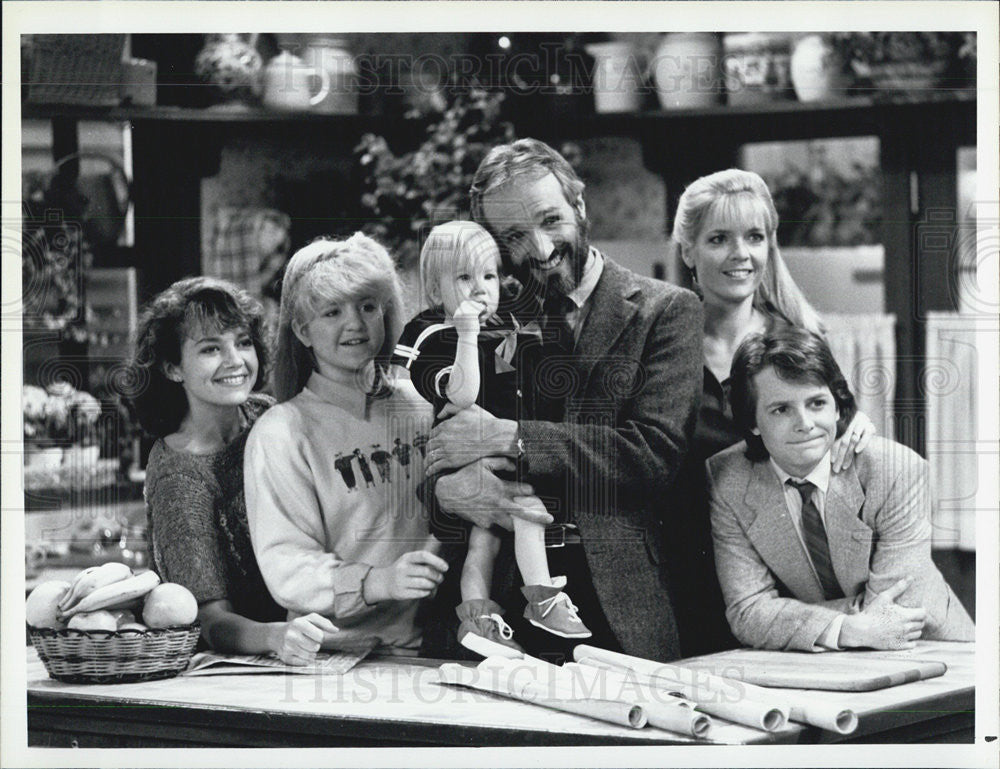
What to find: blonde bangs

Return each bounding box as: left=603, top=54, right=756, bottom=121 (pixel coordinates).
left=295, top=249, right=397, bottom=323
left=708, top=191, right=775, bottom=236
left=420, top=221, right=498, bottom=307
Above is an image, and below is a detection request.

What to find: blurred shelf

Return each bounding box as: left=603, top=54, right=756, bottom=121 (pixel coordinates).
left=22, top=91, right=978, bottom=164
left=536, top=91, right=978, bottom=145
left=22, top=102, right=383, bottom=124
left=22, top=88, right=976, bottom=125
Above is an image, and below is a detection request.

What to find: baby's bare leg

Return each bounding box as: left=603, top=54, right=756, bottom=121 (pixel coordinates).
left=461, top=525, right=502, bottom=601
left=512, top=495, right=552, bottom=586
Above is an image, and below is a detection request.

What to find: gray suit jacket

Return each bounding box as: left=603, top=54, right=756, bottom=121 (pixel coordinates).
left=707, top=436, right=975, bottom=651
left=520, top=257, right=703, bottom=662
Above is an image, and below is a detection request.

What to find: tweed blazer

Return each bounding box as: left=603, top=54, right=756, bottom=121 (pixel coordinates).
left=707, top=436, right=975, bottom=651
left=518, top=256, right=703, bottom=662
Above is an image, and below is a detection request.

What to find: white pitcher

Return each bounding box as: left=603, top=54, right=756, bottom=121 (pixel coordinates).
left=585, top=41, right=642, bottom=113
left=304, top=36, right=359, bottom=114
left=262, top=50, right=331, bottom=111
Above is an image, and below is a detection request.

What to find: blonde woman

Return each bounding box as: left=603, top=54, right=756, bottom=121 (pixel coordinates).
left=665, top=169, right=874, bottom=656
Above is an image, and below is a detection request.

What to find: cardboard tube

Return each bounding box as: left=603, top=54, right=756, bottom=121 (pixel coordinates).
left=573, top=648, right=857, bottom=736
left=575, top=653, right=787, bottom=732
left=435, top=663, right=646, bottom=729
left=785, top=698, right=858, bottom=734
left=514, top=689, right=647, bottom=729
left=561, top=662, right=713, bottom=738
left=642, top=699, right=713, bottom=738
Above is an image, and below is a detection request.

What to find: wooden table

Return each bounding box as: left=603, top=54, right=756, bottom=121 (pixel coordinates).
left=26, top=642, right=973, bottom=747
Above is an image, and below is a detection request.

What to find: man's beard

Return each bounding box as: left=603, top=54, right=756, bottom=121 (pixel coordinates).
left=520, top=213, right=591, bottom=300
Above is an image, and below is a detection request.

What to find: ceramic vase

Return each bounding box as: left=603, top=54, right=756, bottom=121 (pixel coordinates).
left=790, top=34, right=851, bottom=102
left=652, top=33, right=722, bottom=110
left=585, top=41, right=642, bottom=113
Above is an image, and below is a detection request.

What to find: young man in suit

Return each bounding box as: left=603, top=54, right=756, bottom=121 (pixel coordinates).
left=423, top=138, right=703, bottom=662
left=708, top=326, right=974, bottom=652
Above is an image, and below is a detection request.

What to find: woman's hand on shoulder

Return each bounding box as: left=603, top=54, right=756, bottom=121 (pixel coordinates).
left=274, top=613, right=339, bottom=666
left=832, top=410, right=876, bottom=472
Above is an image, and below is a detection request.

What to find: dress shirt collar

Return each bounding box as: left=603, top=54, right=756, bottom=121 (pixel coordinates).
left=769, top=452, right=832, bottom=495
left=565, top=247, right=604, bottom=311
left=305, top=368, right=375, bottom=419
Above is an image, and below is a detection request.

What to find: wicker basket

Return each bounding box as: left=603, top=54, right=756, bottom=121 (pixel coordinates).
left=27, top=34, right=126, bottom=107
left=29, top=623, right=200, bottom=684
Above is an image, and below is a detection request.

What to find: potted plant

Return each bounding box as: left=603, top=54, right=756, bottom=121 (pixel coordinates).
left=765, top=154, right=881, bottom=248
left=354, top=86, right=515, bottom=270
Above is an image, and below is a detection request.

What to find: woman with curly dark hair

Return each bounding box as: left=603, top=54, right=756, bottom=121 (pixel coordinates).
left=129, top=276, right=336, bottom=665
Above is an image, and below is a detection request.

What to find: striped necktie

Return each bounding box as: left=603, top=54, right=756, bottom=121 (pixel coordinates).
left=786, top=479, right=844, bottom=600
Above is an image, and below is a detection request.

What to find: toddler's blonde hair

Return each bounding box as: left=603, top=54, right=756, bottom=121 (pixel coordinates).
left=419, top=221, right=501, bottom=311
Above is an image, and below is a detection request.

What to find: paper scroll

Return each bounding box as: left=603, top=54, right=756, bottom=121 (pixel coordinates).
left=560, top=662, right=713, bottom=738
left=574, top=645, right=857, bottom=735
left=436, top=662, right=645, bottom=729
left=574, top=647, right=788, bottom=732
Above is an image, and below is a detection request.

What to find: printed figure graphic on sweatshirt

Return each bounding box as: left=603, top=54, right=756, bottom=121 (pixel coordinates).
left=333, top=452, right=358, bottom=492
left=392, top=437, right=412, bottom=479
left=354, top=448, right=377, bottom=488
left=371, top=445, right=392, bottom=482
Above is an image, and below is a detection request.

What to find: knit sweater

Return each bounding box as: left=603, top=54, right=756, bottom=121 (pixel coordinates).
left=144, top=393, right=284, bottom=624
left=244, top=371, right=436, bottom=655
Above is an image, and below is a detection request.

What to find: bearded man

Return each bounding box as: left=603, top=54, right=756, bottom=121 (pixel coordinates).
left=423, top=138, right=703, bottom=662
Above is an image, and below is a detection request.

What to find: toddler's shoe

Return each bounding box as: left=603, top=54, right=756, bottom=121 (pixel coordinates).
left=456, top=599, right=524, bottom=659
left=521, top=576, right=592, bottom=639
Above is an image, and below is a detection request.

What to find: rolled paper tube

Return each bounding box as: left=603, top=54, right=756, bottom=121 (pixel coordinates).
left=436, top=662, right=646, bottom=729
left=678, top=693, right=786, bottom=732
left=513, top=688, right=647, bottom=729
left=649, top=658, right=858, bottom=734
left=490, top=657, right=647, bottom=729
left=784, top=698, right=858, bottom=734
left=572, top=648, right=856, bottom=735
left=562, top=662, right=713, bottom=738
left=576, top=654, right=787, bottom=732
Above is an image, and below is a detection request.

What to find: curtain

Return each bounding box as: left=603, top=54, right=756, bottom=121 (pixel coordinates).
left=924, top=312, right=978, bottom=551
left=824, top=313, right=896, bottom=437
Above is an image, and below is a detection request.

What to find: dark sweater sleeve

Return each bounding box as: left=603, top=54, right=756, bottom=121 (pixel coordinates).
left=147, top=471, right=229, bottom=605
